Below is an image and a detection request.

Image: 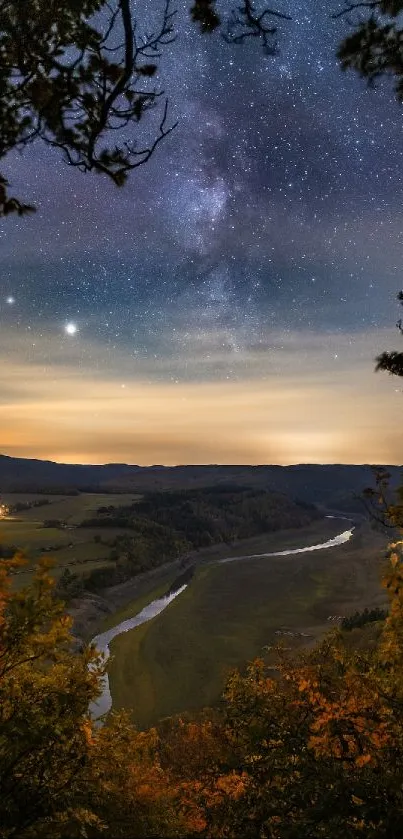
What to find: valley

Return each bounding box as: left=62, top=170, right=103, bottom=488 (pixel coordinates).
left=0, top=460, right=393, bottom=731
left=103, top=516, right=388, bottom=728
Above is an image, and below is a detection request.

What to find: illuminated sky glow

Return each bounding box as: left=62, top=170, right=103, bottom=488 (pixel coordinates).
left=1, top=0, right=403, bottom=465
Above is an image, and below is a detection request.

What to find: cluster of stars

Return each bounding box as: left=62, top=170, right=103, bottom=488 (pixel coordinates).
left=1, top=0, right=402, bottom=413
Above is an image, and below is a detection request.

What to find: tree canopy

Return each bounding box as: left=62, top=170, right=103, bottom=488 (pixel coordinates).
left=0, top=554, right=186, bottom=838
left=2, top=0, right=403, bottom=217
left=0, top=0, right=291, bottom=217
left=3, top=532, right=403, bottom=837
left=336, top=1, right=403, bottom=100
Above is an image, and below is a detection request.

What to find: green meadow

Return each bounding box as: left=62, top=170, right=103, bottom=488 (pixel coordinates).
left=0, top=492, right=141, bottom=586
left=107, top=520, right=388, bottom=728
left=0, top=492, right=140, bottom=523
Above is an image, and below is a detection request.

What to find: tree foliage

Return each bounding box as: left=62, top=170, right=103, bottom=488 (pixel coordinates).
left=336, top=1, right=403, bottom=99
left=165, top=540, right=403, bottom=838
left=0, top=0, right=288, bottom=217
left=74, top=486, right=320, bottom=594
left=0, top=554, right=184, bottom=838
left=3, top=506, right=403, bottom=836
left=341, top=604, right=388, bottom=630
left=0, top=554, right=103, bottom=837
left=0, top=0, right=177, bottom=215
left=4, top=0, right=403, bottom=220
left=372, top=291, right=403, bottom=377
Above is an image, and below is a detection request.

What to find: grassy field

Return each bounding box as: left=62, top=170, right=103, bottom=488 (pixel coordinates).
left=0, top=490, right=327, bottom=589
left=1, top=492, right=140, bottom=523
left=98, top=576, right=178, bottom=634
left=0, top=492, right=141, bottom=586
left=107, top=520, right=389, bottom=728
left=188, top=516, right=351, bottom=563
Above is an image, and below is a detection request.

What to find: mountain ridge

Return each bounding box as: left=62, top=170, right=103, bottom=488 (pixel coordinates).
left=0, top=454, right=401, bottom=508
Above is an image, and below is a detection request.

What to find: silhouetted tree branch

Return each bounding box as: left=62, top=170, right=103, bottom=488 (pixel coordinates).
left=373, top=291, right=403, bottom=378
left=0, top=0, right=177, bottom=215
left=360, top=467, right=403, bottom=532
left=0, top=0, right=290, bottom=217
left=223, top=0, right=291, bottom=55
left=335, top=1, right=403, bottom=100
left=190, top=0, right=221, bottom=32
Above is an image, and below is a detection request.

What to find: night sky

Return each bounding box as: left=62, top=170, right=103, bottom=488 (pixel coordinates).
left=1, top=0, right=403, bottom=465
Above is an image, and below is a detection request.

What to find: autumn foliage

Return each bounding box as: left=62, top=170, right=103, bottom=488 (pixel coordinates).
left=0, top=556, right=185, bottom=838
left=165, top=540, right=403, bottom=839
left=2, top=537, right=403, bottom=837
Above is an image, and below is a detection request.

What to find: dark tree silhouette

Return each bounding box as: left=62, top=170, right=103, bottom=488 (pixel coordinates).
left=221, top=0, right=291, bottom=54
left=335, top=1, right=403, bottom=100
left=333, top=4, right=403, bottom=380
left=376, top=349, right=403, bottom=377
left=0, top=0, right=288, bottom=218
left=0, top=0, right=177, bottom=216
left=374, top=292, right=403, bottom=378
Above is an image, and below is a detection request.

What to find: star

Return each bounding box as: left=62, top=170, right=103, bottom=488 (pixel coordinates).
left=1, top=0, right=402, bottom=466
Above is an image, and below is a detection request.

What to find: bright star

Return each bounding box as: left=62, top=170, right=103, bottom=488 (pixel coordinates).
left=6, top=296, right=14, bottom=304
left=65, top=322, right=78, bottom=336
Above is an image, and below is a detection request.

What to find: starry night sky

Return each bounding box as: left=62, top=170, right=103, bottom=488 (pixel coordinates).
left=1, top=0, right=403, bottom=466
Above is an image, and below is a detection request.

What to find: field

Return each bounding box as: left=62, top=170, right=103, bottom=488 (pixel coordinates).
left=107, top=519, right=389, bottom=728
left=2, top=494, right=391, bottom=729
left=0, top=492, right=141, bottom=586
left=0, top=492, right=141, bottom=523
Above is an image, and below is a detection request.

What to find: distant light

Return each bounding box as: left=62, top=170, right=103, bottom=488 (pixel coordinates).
left=65, top=322, right=78, bottom=336
left=6, top=296, right=14, bottom=305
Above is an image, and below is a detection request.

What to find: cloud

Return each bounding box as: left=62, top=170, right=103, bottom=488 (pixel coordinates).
left=0, top=323, right=402, bottom=464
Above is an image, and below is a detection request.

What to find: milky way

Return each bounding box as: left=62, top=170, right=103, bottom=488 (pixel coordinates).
left=1, top=1, right=403, bottom=464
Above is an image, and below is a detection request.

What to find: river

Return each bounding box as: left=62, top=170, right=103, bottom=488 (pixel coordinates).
left=90, top=519, right=354, bottom=721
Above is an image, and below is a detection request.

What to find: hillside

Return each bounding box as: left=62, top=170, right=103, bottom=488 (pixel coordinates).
left=106, top=518, right=389, bottom=727
left=0, top=455, right=401, bottom=510
left=76, top=486, right=321, bottom=591
left=0, top=484, right=321, bottom=610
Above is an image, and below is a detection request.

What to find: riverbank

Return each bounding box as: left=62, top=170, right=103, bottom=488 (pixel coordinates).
left=70, top=516, right=347, bottom=644
left=69, top=556, right=189, bottom=644
left=106, top=518, right=388, bottom=727
left=90, top=517, right=356, bottom=723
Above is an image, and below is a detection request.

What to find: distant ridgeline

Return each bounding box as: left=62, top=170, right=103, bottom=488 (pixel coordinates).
left=0, top=454, right=402, bottom=510
left=58, top=487, right=320, bottom=597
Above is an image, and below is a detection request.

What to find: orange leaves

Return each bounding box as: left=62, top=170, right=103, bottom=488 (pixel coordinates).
left=215, top=771, right=247, bottom=801
left=355, top=754, right=372, bottom=768
left=3, top=523, right=403, bottom=838
left=81, top=718, right=94, bottom=747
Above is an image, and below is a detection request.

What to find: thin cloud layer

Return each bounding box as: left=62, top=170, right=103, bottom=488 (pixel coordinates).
left=1, top=326, right=401, bottom=465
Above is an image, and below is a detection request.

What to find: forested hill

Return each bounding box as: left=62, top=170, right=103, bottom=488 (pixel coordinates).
left=0, top=454, right=401, bottom=508
left=82, top=485, right=321, bottom=547
left=59, top=486, right=321, bottom=594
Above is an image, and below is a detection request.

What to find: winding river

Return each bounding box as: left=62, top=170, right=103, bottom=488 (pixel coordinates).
left=89, top=584, right=188, bottom=720
left=90, top=519, right=355, bottom=721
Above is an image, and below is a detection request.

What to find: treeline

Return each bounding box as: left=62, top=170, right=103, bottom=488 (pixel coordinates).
left=5, top=486, right=81, bottom=495
left=134, top=486, right=320, bottom=545
left=341, top=606, right=388, bottom=631
left=82, top=485, right=320, bottom=547
left=2, top=545, right=403, bottom=839
left=8, top=498, right=50, bottom=513
left=84, top=520, right=188, bottom=591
